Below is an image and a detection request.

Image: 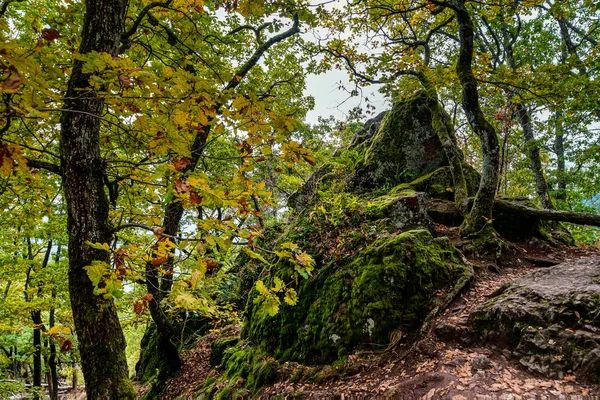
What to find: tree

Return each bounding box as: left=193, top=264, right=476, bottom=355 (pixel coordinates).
left=1, top=0, right=315, bottom=393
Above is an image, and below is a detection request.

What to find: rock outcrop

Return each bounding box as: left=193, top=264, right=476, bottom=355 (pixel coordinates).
left=351, top=92, right=449, bottom=191
left=471, top=256, right=600, bottom=383
left=288, top=92, right=480, bottom=212
left=244, top=229, right=473, bottom=364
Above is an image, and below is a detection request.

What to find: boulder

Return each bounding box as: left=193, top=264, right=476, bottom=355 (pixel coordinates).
left=470, top=256, right=600, bottom=383
left=351, top=92, right=448, bottom=191
left=243, top=229, right=473, bottom=364
left=288, top=92, right=473, bottom=211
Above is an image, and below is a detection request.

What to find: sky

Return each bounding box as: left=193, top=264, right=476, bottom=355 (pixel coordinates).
left=303, top=69, right=389, bottom=124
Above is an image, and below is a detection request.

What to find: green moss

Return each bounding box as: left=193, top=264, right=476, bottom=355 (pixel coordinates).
left=244, top=229, right=471, bottom=365
left=210, top=336, right=240, bottom=367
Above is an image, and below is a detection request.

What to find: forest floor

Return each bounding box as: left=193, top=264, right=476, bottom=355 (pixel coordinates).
left=158, top=225, right=600, bottom=399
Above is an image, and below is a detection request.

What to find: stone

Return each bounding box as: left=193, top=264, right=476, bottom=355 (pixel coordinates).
left=470, top=256, right=600, bottom=383
left=472, top=356, right=491, bottom=370
left=351, top=92, right=449, bottom=191
left=447, top=356, right=467, bottom=366
left=243, top=229, right=473, bottom=364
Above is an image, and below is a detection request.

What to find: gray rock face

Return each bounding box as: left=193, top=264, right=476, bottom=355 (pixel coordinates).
left=470, top=257, right=600, bottom=383
left=352, top=92, right=448, bottom=191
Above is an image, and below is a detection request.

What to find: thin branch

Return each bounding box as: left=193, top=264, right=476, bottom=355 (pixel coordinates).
left=121, top=1, right=173, bottom=47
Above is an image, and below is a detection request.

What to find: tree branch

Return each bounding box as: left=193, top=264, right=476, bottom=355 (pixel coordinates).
left=121, top=0, right=172, bottom=49
left=225, top=14, right=300, bottom=91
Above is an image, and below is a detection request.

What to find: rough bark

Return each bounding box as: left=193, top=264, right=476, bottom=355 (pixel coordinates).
left=59, top=0, right=135, bottom=398
left=493, top=199, right=600, bottom=227
left=452, top=0, right=500, bottom=236
left=515, top=103, right=553, bottom=209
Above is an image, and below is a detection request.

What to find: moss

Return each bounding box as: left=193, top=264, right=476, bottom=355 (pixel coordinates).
left=244, top=229, right=470, bottom=365
left=136, top=324, right=160, bottom=384
left=352, top=92, right=449, bottom=191
left=211, top=343, right=279, bottom=394
left=210, top=336, right=240, bottom=367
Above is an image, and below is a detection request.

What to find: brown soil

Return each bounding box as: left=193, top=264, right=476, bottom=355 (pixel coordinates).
left=160, top=227, right=600, bottom=399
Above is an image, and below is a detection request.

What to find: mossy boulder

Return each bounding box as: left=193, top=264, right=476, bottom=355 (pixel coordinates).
left=243, top=229, right=472, bottom=365
left=470, top=256, right=600, bottom=383
left=202, top=342, right=278, bottom=398
left=351, top=92, right=449, bottom=191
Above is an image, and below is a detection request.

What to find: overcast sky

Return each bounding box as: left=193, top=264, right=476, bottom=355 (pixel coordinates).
left=303, top=69, right=389, bottom=124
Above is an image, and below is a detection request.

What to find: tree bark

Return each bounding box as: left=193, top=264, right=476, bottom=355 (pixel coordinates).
left=493, top=199, right=600, bottom=227
left=452, top=0, right=500, bottom=236
left=48, top=244, right=60, bottom=400
left=59, top=0, right=135, bottom=398
left=514, top=103, right=553, bottom=209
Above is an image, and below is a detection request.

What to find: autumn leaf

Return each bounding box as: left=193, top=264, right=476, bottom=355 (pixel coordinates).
left=1, top=75, right=22, bottom=92
left=119, top=74, right=133, bottom=88
left=172, top=157, right=191, bottom=172
left=152, top=256, right=168, bottom=267
left=60, top=338, right=73, bottom=353
left=41, top=28, right=61, bottom=42
left=153, top=226, right=165, bottom=238
left=189, top=192, right=203, bottom=205
left=142, top=293, right=153, bottom=302
left=175, top=177, right=191, bottom=193
left=133, top=301, right=146, bottom=315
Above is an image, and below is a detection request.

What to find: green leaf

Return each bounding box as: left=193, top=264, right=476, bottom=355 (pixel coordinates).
left=284, top=288, right=297, bottom=306
left=84, top=261, right=108, bottom=287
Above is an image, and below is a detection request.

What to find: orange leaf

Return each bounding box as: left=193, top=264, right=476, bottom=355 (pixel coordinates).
left=142, top=293, right=153, bottom=302
left=175, top=177, right=191, bottom=193
left=172, top=157, right=191, bottom=172
left=60, top=339, right=73, bottom=353
left=189, top=192, right=203, bottom=205
left=152, top=256, right=168, bottom=267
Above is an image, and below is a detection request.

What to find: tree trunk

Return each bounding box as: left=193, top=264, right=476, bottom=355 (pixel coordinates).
left=31, top=309, right=42, bottom=400
left=59, top=0, right=135, bottom=398
left=554, top=111, right=567, bottom=201
left=452, top=0, right=500, bottom=236
left=48, top=244, right=60, bottom=400
left=515, top=103, right=553, bottom=209
left=493, top=199, right=600, bottom=227
left=72, top=361, right=78, bottom=391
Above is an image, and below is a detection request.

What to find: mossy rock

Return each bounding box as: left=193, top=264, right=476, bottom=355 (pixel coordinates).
left=351, top=92, right=449, bottom=192
left=243, top=229, right=472, bottom=364
left=288, top=92, right=471, bottom=212
left=406, top=165, right=480, bottom=200
left=202, top=342, right=278, bottom=397
left=210, top=336, right=241, bottom=367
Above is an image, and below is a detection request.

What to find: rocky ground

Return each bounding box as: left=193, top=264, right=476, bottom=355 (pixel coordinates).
left=156, top=226, right=600, bottom=399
